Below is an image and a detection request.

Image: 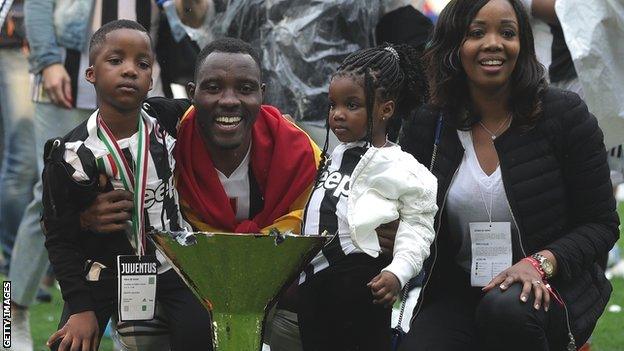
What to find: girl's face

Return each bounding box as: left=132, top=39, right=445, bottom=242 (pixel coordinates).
left=327, top=75, right=393, bottom=145
left=460, top=0, right=520, bottom=93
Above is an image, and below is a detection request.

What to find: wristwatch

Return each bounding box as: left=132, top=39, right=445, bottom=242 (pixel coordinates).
left=532, top=253, right=555, bottom=279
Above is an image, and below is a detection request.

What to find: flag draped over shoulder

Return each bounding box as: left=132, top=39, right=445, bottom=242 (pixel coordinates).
left=175, top=104, right=321, bottom=234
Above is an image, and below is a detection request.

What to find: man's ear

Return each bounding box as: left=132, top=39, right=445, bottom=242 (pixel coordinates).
left=261, top=83, right=266, bottom=102
left=85, top=66, right=95, bottom=84
left=186, top=82, right=196, bottom=101
left=380, top=100, right=395, bottom=120
left=148, top=77, right=153, bottom=91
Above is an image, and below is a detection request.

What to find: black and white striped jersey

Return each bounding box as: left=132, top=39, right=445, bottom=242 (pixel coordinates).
left=31, top=0, right=163, bottom=109
left=62, top=108, right=185, bottom=272
left=300, top=141, right=368, bottom=283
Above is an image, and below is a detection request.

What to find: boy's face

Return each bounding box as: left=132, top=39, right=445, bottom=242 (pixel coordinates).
left=86, top=28, right=153, bottom=112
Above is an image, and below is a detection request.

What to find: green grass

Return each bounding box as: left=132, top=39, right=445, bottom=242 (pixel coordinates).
left=591, top=220, right=624, bottom=351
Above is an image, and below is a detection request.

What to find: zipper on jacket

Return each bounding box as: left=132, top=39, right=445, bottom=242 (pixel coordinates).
left=410, top=115, right=452, bottom=324
left=410, top=165, right=460, bottom=324
left=503, top=180, right=576, bottom=350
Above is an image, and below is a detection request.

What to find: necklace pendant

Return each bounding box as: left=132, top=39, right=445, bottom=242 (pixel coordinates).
left=491, top=135, right=496, bottom=140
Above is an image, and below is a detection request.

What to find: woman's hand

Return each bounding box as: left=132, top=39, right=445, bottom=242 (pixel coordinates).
left=482, top=258, right=552, bottom=312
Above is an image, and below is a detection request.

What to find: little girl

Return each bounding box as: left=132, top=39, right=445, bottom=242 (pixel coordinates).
left=298, top=44, right=438, bottom=350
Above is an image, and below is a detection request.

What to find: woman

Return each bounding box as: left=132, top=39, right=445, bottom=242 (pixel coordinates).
left=398, top=0, right=618, bottom=350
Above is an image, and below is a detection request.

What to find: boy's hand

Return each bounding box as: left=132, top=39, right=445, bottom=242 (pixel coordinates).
left=80, top=174, right=133, bottom=233
left=42, top=63, right=73, bottom=109
left=47, top=310, right=99, bottom=351
left=368, top=271, right=401, bottom=307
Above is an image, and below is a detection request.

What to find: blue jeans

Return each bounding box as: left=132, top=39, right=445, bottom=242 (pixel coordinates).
left=0, top=48, right=37, bottom=268
left=8, top=102, right=91, bottom=306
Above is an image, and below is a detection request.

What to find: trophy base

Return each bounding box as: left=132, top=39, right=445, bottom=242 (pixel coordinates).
left=212, top=312, right=264, bottom=351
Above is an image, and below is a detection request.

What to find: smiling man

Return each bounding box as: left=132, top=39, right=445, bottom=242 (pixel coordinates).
left=170, top=38, right=321, bottom=234
left=152, top=38, right=321, bottom=350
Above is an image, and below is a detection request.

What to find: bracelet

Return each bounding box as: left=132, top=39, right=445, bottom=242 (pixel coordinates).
left=522, top=257, right=545, bottom=280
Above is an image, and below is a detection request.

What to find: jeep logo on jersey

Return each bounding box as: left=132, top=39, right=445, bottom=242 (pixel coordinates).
left=145, top=178, right=175, bottom=209
left=316, top=171, right=350, bottom=198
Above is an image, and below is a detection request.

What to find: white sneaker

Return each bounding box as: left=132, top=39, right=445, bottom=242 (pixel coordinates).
left=7, top=307, right=33, bottom=351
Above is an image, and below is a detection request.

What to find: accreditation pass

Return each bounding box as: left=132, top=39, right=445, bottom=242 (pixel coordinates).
left=469, top=222, right=512, bottom=287
left=117, top=255, right=157, bottom=321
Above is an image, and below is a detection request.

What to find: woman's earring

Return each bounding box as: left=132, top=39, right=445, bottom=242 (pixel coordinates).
left=447, top=49, right=461, bottom=72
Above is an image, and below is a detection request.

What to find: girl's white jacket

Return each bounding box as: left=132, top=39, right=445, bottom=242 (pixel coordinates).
left=348, top=144, right=438, bottom=288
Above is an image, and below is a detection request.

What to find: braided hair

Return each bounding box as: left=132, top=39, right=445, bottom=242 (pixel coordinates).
left=313, top=44, right=427, bottom=184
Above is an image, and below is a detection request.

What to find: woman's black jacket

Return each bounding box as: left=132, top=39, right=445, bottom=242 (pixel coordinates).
left=399, top=87, right=619, bottom=344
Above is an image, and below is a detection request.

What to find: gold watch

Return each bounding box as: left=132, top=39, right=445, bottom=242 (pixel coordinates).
left=532, top=253, right=555, bottom=279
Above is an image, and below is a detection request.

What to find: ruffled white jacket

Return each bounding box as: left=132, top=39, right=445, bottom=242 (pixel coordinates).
left=348, top=144, right=438, bottom=288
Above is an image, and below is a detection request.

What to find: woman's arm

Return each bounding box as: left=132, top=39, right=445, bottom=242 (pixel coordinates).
left=544, top=92, right=620, bottom=281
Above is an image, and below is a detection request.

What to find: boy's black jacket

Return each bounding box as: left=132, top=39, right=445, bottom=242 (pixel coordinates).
left=41, top=98, right=186, bottom=315
left=42, top=123, right=134, bottom=315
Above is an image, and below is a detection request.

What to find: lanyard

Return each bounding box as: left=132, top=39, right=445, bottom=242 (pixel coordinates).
left=477, top=181, right=494, bottom=224
left=97, top=113, right=150, bottom=256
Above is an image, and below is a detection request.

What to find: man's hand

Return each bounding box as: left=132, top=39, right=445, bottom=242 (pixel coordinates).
left=175, top=0, right=210, bottom=28
left=376, top=220, right=398, bottom=257
left=46, top=310, right=99, bottom=351
left=80, top=174, right=133, bottom=233
left=42, top=63, right=73, bottom=109
left=368, top=271, right=401, bottom=307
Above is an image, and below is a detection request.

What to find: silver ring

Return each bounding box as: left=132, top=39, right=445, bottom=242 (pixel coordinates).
left=531, top=280, right=542, bottom=285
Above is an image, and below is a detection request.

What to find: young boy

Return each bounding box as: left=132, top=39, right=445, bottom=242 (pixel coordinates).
left=41, top=20, right=212, bottom=351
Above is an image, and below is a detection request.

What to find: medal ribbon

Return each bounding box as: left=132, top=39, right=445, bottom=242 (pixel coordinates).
left=97, top=113, right=150, bottom=256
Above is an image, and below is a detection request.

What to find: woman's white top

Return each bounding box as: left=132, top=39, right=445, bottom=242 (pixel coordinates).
left=446, top=130, right=518, bottom=272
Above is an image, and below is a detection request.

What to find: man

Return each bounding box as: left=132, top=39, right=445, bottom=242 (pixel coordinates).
left=82, top=37, right=320, bottom=350
left=83, top=38, right=398, bottom=350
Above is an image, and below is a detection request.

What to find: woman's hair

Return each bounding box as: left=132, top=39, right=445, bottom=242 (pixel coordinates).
left=424, top=0, right=547, bottom=128
left=314, top=44, right=428, bottom=182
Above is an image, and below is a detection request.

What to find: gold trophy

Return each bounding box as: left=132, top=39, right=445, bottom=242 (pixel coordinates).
left=150, top=230, right=326, bottom=351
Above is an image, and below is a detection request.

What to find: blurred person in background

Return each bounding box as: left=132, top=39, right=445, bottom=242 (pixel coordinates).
left=0, top=0, right=37, bottom=280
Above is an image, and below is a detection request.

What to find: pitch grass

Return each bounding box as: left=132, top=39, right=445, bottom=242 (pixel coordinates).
left=10, top=214, right=624, bottom=351
left=592, top=211, right=624, bottom=351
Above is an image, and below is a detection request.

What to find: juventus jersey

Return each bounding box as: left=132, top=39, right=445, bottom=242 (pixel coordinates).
left=62, top=108, right=186, bottom=272
left=300, top=142, right=368, bottom=283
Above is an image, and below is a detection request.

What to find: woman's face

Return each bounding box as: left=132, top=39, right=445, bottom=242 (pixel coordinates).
left=460, top=0, right=520, bottom=93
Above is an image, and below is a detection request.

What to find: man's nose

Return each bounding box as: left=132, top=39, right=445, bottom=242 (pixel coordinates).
left=218, top=88, right=241, bottom=108
left=121, top=63, right=138, bottom=78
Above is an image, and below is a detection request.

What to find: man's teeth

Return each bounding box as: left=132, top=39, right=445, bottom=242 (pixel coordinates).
left=215, top=116, right=242, bottom=124
left=481, top=60, right=503, bottom=66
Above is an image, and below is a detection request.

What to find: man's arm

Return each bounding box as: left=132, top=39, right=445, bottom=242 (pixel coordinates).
left=144, top=97, right=192, bottom=137
left=528, top=0, right=559, bottom=25
left=174, top=0, right=210, bottom=28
